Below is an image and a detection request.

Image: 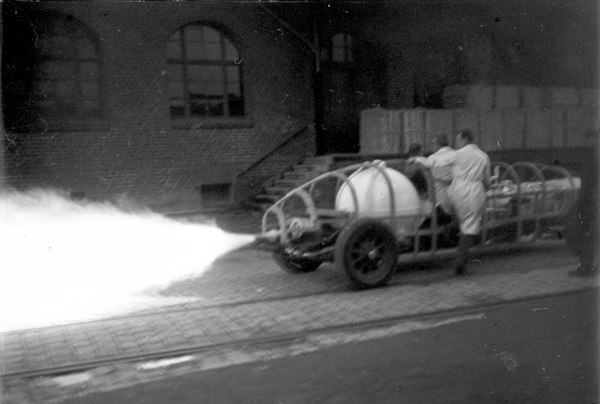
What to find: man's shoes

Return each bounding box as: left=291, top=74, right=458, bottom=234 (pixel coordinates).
left=569, top=262, right=598, bottom=278
left=455, top=265, right=467, bottom=276
left=568, top=269, right=597, bottom=278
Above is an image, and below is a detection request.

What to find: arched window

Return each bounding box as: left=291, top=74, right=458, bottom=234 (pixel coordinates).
left=167, top=24, right=244, bottom=119
left=34, top=17, right=101, bottom=118
left=321, top=33, right=354, bottom=64
left=2, top=12, right=101, bottom=131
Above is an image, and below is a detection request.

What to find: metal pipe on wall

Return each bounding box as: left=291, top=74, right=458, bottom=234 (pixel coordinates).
left=0, top=1, right=6, bottom=187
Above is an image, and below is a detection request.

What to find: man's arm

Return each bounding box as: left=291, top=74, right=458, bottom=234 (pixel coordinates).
left=408, top=156, right=429, bottom=166
left=483, top=158, right=492, bottom=190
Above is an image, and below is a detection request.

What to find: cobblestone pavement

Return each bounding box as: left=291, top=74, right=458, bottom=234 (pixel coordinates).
left=1, top=208, right=597, bottom=403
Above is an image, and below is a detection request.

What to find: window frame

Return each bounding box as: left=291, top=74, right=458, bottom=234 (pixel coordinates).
left=167, top=23, right=246, bottom=125
left=33, top=14, right=103, bottom=122
left=2, top=10, right=106, bottom=133
left=321, top=32, right=355, bottom=65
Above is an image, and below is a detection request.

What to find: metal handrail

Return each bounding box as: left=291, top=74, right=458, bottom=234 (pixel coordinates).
left=237, top=125, right=309, bottom=179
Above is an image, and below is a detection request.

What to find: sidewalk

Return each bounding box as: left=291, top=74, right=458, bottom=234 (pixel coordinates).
left=1, top=241, right=596, bottom=380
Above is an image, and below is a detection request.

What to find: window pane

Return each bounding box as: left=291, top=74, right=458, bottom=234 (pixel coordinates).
left=170, top=98, right=185, bottom=117
left=81, top=100, right=100, bottom=112
left=169, top=82, right=184, bottom=98
left=78, top=39, right=96, bottom=59
left=205, top=83, right=222, bottom=97
left=332, top=47, right=344, bottom=62
left=227, top=82, right=240, bottom=96
left=228, top=97, right=244, bottom=116
left=185, top=41, right=204, bottom=60
left=39, top=35, right=75, bottom=59
left=185, top=25, right=204, bottom=41
left=188, top=82, right=206, bottom=97
left=204, top=43, right=222, bottom=60
left=53, top=61, right=76, bottom=80
left=226, top=67, right=240, bottom=96
left=80, top=62, right=98, bottom=81
left=45, top=18, right=73, bottom=38
left=225, top=42, right=238, bottom=61
left=203, top=27, right=220, bottom=43
left=226, top=66, right=239, bottom=83
left=81, top=83, right=98, bottom=99
left=37, top=99, right=56, bottom=113
left=32, top=80, right=52, bottom=97
left=333, top=33, right=344, bottom=47
left=188, top=65, right=222, bottom=88
left=166, top=40, right=181, bottom=59
left=167, top=64, right=183, bottom=82
left=35, top=61, right=57, bottom=79
left=55, top=81, right=78, bottom=99
left=191, top=99, right=223, bottom=116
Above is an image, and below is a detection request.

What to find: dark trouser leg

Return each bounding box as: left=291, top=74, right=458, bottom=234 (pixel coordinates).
left=454, top=233, right=474, bottom=275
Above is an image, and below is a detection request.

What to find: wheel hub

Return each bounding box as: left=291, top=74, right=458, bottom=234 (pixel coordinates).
left=367, top=247, right=381, bottom=261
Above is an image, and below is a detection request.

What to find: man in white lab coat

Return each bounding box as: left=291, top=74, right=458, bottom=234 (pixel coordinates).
left=448, top=129, right=491, bottom=275
left=411, top=134, right=456, bottom=214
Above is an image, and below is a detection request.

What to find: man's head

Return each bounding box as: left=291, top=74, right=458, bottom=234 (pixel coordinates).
left=455, top=129, right=474, bottom=149
left=407, top=142, right=423, bottom=158
left=432, top=134, right=449, bottom=151
left=585, top=129, right=598, bottom=148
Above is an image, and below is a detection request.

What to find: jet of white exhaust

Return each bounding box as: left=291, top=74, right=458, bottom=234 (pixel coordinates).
left=0, top=189, right=254, bottom=332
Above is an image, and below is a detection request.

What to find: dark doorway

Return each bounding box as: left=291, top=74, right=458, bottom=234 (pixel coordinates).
left=316, top=30, right=386, bottom=155
left=319, top=65, right=359, bottom=154
left=316, top=32, right=360, bottom=154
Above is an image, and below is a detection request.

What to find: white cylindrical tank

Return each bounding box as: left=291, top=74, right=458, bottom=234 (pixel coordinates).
left=335, top=161, right=428, bottom=235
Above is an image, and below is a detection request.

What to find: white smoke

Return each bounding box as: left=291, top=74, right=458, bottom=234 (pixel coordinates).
left=0, top=189, right=254, bottom=332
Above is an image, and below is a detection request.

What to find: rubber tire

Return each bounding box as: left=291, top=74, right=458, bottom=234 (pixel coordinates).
left=334, top=218, right=398, bottom=289
left=273, top=249, right=322, bottom=273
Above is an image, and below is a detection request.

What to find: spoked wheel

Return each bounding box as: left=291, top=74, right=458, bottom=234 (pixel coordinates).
left=334, top=218, right=398, bottom=289
left=273, top=248, right=322, bottom=273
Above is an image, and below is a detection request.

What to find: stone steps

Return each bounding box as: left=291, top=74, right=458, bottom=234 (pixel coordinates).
left=254, top=155, right=334, bottom=210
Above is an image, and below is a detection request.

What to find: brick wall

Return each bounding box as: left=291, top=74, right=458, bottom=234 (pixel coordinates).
left=2, top=2, right=316, bottom=206
left=354, top=1, right=598, bottom=108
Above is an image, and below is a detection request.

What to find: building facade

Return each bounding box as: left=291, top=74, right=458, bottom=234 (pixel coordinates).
left=1, top=1, right=597, bottom=208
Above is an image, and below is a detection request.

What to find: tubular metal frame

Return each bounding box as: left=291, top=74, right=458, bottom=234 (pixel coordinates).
left=261, top=160, right=580, bottom=257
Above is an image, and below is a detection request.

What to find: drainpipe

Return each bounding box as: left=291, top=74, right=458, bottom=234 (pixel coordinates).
left=0, top=2, right=6, bottom=188
left=312, top=19, right=325, bottom=154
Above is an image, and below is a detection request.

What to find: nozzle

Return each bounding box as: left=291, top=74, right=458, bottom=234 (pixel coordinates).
left=254, top=229, right=281, bottom=242
left=252, top=229, right=282, bottom=251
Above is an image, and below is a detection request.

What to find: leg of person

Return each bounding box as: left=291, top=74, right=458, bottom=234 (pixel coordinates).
left=454, top=233, right=472, bottom=275
left=452, top=205, right=482, bottom=275
left=569, top=236, right=598, bottom=277
left=568, top=217, right=598, bottom=277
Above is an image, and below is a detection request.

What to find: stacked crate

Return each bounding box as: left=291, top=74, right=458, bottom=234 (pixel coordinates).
left=360, top=86, right=598, bottom=154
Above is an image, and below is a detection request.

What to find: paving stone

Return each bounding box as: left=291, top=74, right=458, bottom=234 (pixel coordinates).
left=1, top=240, right=596, bottom=379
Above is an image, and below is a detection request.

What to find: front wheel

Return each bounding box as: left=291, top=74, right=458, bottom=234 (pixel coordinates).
left=334, top=218, right=398, bottom=289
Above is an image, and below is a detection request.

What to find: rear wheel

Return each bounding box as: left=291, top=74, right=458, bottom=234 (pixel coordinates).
left=334, top=218, right=398, bottom=289
left=273, top=249, right=322, bottom=273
